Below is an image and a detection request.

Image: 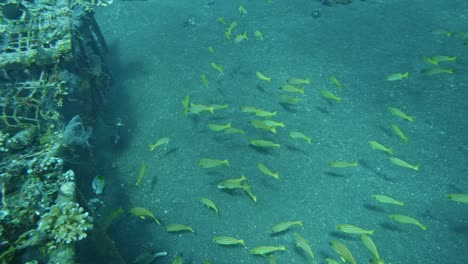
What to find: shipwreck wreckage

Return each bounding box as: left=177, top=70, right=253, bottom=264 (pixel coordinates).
left=0, top=0, right=125, bottom=263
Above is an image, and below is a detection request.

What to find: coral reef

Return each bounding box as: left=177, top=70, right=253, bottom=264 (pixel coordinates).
left=0, top=136, right=89, bottom=262
left=37, top=202, right=93, bottom=251
left=1, top=0, right=110, bottom=262
left=5, top=127, right=37, bottom=150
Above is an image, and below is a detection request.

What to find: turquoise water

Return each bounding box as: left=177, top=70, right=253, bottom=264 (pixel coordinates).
left=90, top=1, right=468, bottom=263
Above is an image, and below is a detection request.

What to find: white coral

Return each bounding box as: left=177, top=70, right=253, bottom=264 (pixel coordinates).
left=38, top=202, right=93, bottom=246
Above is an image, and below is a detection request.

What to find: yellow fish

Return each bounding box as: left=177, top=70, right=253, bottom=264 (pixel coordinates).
left=199, top=158, right=230, bottom=168
left=331, top=240, right=356, bottom=264
left=238, top=5, right=247, bottom=16
left=224, top=127, right=245, bottom=135
left=431, top=56, right=456, bottom=63
left=149, top=137, right=171, bottom=151
left=250, top=246, right=286, bottom=256
left=225, top=21, right=237, bottom=40
left=255, top=109, right=277, bottom=117
left=207, top=123, right=231, bottom=132
left=213, top=236, right=245, bottom=247
left=257, top=162, right=280, bottom=180
left=336, top=224, right=375, bottom=235
left=279, top=94, right=300, bottom=104
left=325, top=258, right=341, bottom=264
left=250, top=120, right=277, bottom=133
left=390, top=123, right=409, bottom=143
left=368, top=140, right=394, bottom=155
left=101, top=207, right=124, bottom=230
left=281, top=84, right=304, bottom=93
left=256, top=71, right=271, bottom=82
left=447, top=193, right=468, bottom=204
left=254, top=30, right=264, bottom=40
left=201, top=74, right=209, bottom=88
left=289, top=131, right=312, bottom=144
left=287, top=77, right=310, bottom=85
left=372, top=257, right=386, bottom=264
left=250, top=139, right=280, bottom=148
left=294, top=233, right=315, bottom=263
left=234, top=32, right=248, bottom=44
left=389, top=214, right=427, bottom=230
left=165, top=224, right=195, bottom=233
left=371, top=194, right=404, bottom=206
left=211, top=62, right=224, bottom=76
left=208, top=46, right=215, bottom=54
left=189, top=103, right=214, bottom=115
left=320, top=90, right=341, bottom=102
left=210, top=104, right=229, bottom=111
left=389, top=157, right=419, bottom=171
left=135, top=162, right=147, bottom=187
left=421, top=67, right=454, bottom=76
left=271, top=221, right=303, bottom=234
left=423, top=55, right=456, bottom=65
left=243, top=184, right=257, bottom=203
left=241, top=105, right=259, bottom=113
left=217, top=176, right=256, bottom=202
left=228, top=21, right=238, bottom=31
left=200, top=197, right=219, bottom=218
left=171, top=256, right=183, bottom=264
left=329, top=76, right=343, bottom=90
left=431, top=29, right=452, bottom=37
left=361, top=235, right=382, bottom=263
left=328, top=160, right=359, bottom=168
left=130, top=207, right=160, bottom=224
left=388, top=107, right=414, bottom=122
left=217, top=175, right=247, bottom=189
left=386, top=72, right=409, bottom=81
left=216, top=17, right=226, bottom=25
left=455, top=32, right=468, bottom=39
left=182, top=95, right=190, bottom=115
left=262, top=120, right=284, bottom=128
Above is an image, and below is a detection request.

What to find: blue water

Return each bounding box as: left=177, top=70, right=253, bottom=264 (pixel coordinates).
left=91, top=1, right=468, bottom=263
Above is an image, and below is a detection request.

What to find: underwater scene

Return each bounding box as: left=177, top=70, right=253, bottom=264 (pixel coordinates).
left=88, top=0, right=467, bottom=263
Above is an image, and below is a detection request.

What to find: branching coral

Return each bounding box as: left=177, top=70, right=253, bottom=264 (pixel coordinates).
left=37, top=202, right=93, bottom=251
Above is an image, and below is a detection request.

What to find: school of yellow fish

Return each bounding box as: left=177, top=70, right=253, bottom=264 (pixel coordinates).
left=103, top=3, right=467, bottom=264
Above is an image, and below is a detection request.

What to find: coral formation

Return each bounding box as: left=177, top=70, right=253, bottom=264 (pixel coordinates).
left=1, top=0, right=110, bottom=261
left=5, top=128, right=37, bottom=150
left=37, top=202, right=93, bottom=251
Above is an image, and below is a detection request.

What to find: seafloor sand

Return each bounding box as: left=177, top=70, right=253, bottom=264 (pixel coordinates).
left=88, top=1, right=468, bottom=263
